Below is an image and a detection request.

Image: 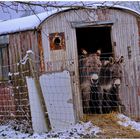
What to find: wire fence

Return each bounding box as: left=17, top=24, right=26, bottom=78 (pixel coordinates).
left=79, top=53, right=126, bottom=114
left=0, top=51, right=139, bottom=132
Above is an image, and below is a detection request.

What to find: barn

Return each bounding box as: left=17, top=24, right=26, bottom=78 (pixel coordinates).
left=0, top=4, right=140, bottom=131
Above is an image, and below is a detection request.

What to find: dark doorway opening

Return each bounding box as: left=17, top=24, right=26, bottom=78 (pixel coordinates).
left=76, top=26, right=113, bottom=59
left=76, top=26, right=119, bottom=114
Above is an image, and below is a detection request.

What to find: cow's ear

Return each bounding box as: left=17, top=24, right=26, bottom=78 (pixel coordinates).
left=109, top=57, right=114, bottom=64
left=118, top=56, right=124, bottom=64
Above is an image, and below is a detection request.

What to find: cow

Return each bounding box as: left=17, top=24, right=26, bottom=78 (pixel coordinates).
left=79, top=49, right=102, bottom=113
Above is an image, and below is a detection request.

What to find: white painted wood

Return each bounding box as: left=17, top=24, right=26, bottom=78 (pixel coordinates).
left=26, top=77, right=48, bottom=133
left=40, top=70, right=76, bottom=131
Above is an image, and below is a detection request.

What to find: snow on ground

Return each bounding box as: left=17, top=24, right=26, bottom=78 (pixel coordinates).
left=0, top=121, right=101, bottom=139
left=117, top=114, right=140, bottom=131
left=1, top=113, right=140, bottom=138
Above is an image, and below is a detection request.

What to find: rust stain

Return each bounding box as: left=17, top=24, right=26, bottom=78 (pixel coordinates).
left=38, top=31, right=45, bottom=72
left=97, top=9, right=109, bottom=21
left=49, top=32, right=66, bottom=50
left=137, top=87, right=140, bottom=96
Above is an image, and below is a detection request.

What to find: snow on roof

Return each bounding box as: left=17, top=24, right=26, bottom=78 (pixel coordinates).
left=0, top=9, right=60, bottom=35
left=98, top=4, right=140, bottom=17
left=0, top=5, right=140, bottom=35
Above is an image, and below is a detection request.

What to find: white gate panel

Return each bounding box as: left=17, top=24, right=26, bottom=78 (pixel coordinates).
left=26, top=77, right=48, bottom=133
left=40, top=70, right=76, bottom=130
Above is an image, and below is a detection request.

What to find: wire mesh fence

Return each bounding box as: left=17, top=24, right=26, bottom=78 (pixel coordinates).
left=79, top=53, right=126, bottom=115
left=0, top=82, right=15, bottom=122
left=0, top=50, right=139, bottom=132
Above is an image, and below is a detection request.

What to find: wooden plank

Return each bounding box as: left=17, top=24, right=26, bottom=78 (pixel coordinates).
left=40, top=70, right=76, bottom=131
left=26, top=77, right=48, bottom=133
left=71, top=20, right=113, bottom=28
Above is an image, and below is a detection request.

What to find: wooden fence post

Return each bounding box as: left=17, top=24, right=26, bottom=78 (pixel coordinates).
left=27, top=51, right=51, bottom=131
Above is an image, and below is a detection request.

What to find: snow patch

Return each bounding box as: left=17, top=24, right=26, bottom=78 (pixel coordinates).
left=8, top=72, right=12, bottom=76
left=0, top=121, right=101, bottom=139
left=26, top=50, right=34, bottom=54
left=20, top=54, right=29, bottom=65
left=0, top=8, right=68, bottom=35
left=117, top=114, right=140, bottom=131
left=8, top=72, right=19, bottom=76
left=20, top=50, right=34, bottom=65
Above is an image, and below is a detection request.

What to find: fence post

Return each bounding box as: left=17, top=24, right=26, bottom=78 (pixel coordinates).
left=27, top=51, right=51, bottom=131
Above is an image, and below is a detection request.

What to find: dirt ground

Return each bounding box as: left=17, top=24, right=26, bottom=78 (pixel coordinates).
left=82, top=112, right=140, bottom=138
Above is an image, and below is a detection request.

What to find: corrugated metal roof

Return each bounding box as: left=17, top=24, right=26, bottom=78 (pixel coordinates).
left=0, top=5, right=140, bottom=35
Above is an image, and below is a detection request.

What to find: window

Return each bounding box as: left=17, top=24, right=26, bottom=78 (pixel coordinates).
left=0, top=35, right=9, bottom=80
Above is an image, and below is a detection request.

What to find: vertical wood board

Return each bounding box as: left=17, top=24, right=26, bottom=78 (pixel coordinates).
left=26, top=77, right=48, bottom=133
left=40, top=70, right=76, bottom=131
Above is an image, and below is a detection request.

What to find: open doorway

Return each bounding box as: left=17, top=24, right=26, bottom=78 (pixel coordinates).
left=76, top=26, right=115, bottom=114
left=76, top=26, right=113, bottom=59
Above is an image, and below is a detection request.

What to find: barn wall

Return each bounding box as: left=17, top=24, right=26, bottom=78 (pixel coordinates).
left=41, top=8, right=140, bottom=119
left=109, top=10, right=140, bottom=118
left=7, top=31, right=41, bottom=124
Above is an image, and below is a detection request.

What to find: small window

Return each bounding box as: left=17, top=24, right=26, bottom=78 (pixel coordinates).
left=0, top=35, right=9, bottom=81
left=0, top=45, right=9, bottom=80
left=49, top=32, right=66, bottom=50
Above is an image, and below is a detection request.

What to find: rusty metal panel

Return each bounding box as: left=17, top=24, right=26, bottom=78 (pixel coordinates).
left=49, top=32, right=65, bottom=50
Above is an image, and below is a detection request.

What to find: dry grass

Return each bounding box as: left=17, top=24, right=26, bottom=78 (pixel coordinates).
left=82, top=112, right=140, bottom=138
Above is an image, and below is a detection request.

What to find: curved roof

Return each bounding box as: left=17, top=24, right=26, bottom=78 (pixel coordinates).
left=0, top=5, right=140, bottom=36
left=0, top=9, right=60, bottom=35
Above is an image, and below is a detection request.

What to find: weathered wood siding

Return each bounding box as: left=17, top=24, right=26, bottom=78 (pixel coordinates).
left=8, top=31, right=40, bottom=123
left=41, top=8, right=140, bottom=119
left=109, top=9, right=140, bottom=118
